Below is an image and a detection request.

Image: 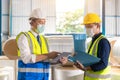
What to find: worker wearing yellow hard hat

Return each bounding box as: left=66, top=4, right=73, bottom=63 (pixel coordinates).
left=60, top=13, right=111, bottom=80
left=76, top=13, right=111, bottom=80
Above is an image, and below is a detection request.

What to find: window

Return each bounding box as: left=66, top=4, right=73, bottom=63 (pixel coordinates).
left=56, top=0, right=85, bottom=34
left=2, top=0, right=85, bottom=39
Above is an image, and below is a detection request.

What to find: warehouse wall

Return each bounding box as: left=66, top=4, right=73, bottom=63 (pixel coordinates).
left=85, top=0, right=101, bottom=15
left=2, top=0, right=56, bottom=42
left=2, top=0, right=120, bottom=41
left=11, top=0, right=56, bottom=36
left=105, top=0, right=120, bottom=36
left=105, top=0, right=116, bottom=36
left=2, top=0, right=9, bottom=42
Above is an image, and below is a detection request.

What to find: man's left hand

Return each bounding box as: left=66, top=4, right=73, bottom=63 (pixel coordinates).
left=74, top=61, right=86, bottom=71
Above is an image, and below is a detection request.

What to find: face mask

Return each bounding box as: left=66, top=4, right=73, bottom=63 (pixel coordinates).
left=86, top=28, right=94, bottom=37
left=86, top=24, right=98, bottom=37
left=36, top=24, right=45, bottom=33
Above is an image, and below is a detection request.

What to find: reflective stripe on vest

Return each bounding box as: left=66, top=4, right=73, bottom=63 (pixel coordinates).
left=86, top=35, right=111, bottom=80
left=19, top=68, right=49, bottom=73
left=85, top=72, right=111, bottom=79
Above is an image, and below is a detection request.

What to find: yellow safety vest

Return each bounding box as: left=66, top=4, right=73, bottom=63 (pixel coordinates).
left=16, top=31, right=50, bottom=80
left=16, top=31, right=49, bottom=56
left=85, top=35, right=111, bottom=80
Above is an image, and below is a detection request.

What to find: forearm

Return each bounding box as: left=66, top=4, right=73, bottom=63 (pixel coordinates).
left=35, top=51, right=59, bottom=62
left=36, top=54, right=49, bottom=62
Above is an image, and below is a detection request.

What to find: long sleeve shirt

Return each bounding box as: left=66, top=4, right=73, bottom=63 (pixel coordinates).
left=17, top=30, right=38, bottom=63
left=88, top=33, right=111, bottom=71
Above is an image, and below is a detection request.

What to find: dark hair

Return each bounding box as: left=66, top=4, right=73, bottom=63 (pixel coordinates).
left=93, top=23, right=100, bottom=28
left=29, top=17, right=38, bottom=21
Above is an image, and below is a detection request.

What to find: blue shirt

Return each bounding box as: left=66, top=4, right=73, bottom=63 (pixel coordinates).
left=88, top=33, right=111, bottom=71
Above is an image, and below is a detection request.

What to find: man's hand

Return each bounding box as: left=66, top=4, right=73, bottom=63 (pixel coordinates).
left=48, top=51, right=60, bottom=59
left=59, top=57, right=68, bottom=64
left=74, top=61, right=86, bottom=71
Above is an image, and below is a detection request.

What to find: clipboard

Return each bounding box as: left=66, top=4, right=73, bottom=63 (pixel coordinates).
left=68, top=51, right=100, bottom=67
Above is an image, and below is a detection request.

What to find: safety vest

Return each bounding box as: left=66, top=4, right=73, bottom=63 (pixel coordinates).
left=16, top=31, right=50, bottom=80
left=85, top=35, right=111, bottom=80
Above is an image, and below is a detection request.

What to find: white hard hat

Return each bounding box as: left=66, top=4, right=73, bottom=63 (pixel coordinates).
left=29, top=8, right=43, bottom=19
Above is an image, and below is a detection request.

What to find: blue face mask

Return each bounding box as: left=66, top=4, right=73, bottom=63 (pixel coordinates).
left=36, top=24, right=45, bottom=33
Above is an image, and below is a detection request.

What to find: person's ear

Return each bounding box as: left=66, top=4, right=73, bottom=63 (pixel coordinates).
left=97, top=24, right=100, bottom=29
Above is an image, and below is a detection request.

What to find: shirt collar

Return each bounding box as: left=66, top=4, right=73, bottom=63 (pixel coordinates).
left=30, top=29, right=39, bottom=37
left=92, top=33, right=102, bottom=42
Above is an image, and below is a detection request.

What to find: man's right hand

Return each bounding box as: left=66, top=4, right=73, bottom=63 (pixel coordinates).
left=48, top=51, right=60, bottom=59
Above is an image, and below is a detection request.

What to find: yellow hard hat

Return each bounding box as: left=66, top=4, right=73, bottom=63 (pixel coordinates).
left=82, top=13, right=101, bottom=25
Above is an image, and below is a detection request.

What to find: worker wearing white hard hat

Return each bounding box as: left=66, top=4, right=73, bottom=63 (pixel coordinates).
left=17, top=8, right=60, bottom=80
